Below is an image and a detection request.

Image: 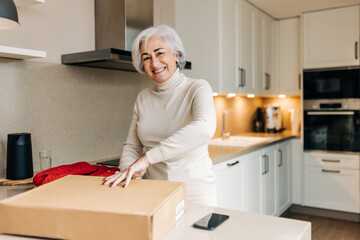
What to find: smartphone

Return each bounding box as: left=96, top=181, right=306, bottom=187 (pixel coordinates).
left=192, top=213, right=229, bottom=231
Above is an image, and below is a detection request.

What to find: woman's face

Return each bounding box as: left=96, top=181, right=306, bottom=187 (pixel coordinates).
left=140, top=37, right=178, bottom=83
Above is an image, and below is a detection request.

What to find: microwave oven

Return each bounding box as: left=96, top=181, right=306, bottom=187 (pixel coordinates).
left=303, top=68, right=360, bottom=100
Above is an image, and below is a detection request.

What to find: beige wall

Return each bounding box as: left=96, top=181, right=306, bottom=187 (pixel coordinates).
left=0, top=59, right=153, bottom=176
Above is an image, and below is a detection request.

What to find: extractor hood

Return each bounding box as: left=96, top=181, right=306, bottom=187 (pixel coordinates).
left=61, top=0, right=191, bottom=72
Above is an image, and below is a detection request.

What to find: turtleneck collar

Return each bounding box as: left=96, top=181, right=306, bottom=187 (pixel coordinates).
left=155, top=68, right=181, bottom=92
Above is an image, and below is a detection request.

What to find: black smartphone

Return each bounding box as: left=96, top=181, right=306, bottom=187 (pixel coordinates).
left=193, top=213, right=229, bottom=231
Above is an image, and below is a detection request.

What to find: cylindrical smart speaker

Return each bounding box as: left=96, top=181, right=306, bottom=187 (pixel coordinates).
left=6, top=133, right=33, bottom=180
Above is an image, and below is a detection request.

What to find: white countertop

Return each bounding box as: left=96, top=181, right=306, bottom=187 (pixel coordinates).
left=163, top=203, right=311, bottom=240
left=0, top=199, right=311, bottom=240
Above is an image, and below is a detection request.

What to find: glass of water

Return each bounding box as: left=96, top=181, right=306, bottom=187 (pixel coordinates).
left=39, top=150, right=52, bottom=171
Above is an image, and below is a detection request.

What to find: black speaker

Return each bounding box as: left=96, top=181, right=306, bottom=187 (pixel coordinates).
left=6, top=133, right=33, bottom=180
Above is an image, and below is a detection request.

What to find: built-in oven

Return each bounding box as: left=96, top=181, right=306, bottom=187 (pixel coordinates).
left=304, top=99, right=360, bottom=152
left=303, top=68, right=360, bottom=100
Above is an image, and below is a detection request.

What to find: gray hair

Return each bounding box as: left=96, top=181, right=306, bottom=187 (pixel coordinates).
left=131, top=25, right=186, bottom=74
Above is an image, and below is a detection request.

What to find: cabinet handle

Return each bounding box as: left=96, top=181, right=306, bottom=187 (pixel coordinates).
left=265, top=73, right=271, bottom=90
left=355, top=42, right=358, bottom=60
left=241, top=69, right=246, bottom=87
left=298, top=74, right=301, bottom=90
left=262, top=155, right=267, bottom=175
left=238, top=68, right=245, bottom=87
left=322, top=169, right=341, bottom=173
left=321, top=159, right=340, bottom=163
left=227, top=160, right=239, bottom=167
left=266, top=154, right=269, bottom=174
left=278, top=149, right=283, bottom=167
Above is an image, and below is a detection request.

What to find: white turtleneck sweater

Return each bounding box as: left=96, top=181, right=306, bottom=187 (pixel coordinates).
left=120, top=69, right=217, bottom=206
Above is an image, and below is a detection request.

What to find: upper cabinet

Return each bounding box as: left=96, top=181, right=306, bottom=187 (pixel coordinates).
left=154, top=0, right=175, bottom=29
left=237, top=0, right=256, bottom=94
left=256, top=11, right=276, bottom=95
left=175, top=0, right=299, bottom=96
left=302, top=6, right=360, bottom=69
left=276, top=18, right=301, bottom=96
left=175, top=0, right=236, bottom=93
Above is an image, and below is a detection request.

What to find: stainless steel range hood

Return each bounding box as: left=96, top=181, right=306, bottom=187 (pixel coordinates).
left=61, top=0, right=191, bottom=72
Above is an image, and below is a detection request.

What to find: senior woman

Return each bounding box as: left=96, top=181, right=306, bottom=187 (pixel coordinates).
left=103, top=25, right=217, bottom=206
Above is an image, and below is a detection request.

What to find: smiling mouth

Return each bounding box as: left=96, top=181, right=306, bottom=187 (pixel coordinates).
left=153, top=67, right=166, bottom=74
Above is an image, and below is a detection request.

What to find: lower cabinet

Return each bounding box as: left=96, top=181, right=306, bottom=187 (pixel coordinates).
left=214, top=139, right=295, bottom=216
left=243, top=144, right=277, bottom=216
left=277, top=141, right=292, bottom=215
left=214, top=156, right=245, bottom=211
left=304, top=152, right=360, bottom=213
left=260, top=145, right=277, bottom=216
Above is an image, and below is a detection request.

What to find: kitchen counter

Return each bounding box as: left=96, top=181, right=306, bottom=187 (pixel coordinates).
left=0, top=200, right=311, bottom=240
left=209, top=131, right=299, bottom=165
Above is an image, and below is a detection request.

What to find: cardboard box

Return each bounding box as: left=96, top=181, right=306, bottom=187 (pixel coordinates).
left=0, top=175, right=186, bottom=240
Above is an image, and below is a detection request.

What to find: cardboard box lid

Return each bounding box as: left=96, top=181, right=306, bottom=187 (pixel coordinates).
left=1, top=175, right=185, bottom=216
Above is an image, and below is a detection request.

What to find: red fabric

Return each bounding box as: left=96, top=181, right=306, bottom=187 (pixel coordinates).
left=33, top=161, right=119, bottom=186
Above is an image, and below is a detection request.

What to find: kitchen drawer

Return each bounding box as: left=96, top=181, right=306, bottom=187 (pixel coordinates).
left=304, top=152, right=360, bottom=169
left=304, top=166, right=360, bottom=213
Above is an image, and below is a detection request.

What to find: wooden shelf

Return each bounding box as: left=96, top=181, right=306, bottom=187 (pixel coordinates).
left=14, top=0, right=45, bottom=8
left=0, top=45, right=46, bottom=59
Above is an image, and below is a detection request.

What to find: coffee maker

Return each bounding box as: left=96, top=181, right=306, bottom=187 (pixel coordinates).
left=265, top=105, right=282, bottom=133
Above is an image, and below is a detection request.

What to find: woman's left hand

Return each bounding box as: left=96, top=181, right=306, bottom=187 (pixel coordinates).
left=102, top=154, right=150, bottom=188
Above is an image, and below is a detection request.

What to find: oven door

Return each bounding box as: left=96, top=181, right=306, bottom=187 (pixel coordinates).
left=303, top=68, right=360, bottom=99
left=304, top=110, right=360, bottom=152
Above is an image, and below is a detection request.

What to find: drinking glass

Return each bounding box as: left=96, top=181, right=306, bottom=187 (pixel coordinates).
left=39, top=150, right=52, bottom=171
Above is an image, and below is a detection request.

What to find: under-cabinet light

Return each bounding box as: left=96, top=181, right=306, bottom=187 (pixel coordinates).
left=279, top=94, right=286, bottom=99
left=226, top=93, right=236, bottom=98
left=247, top=94, right=255, bottom=98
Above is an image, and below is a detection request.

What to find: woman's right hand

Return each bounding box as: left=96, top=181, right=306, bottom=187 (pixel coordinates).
left=102, top=154, right=150, bottom=188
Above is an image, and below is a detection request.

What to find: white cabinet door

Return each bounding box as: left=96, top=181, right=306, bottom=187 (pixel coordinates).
left=277, top=18, right=301, bottom=96
left=214, top=157, right=245, bottom=211
left=154, top=0, right=175, bottom=28
left=256, top=12, right=276, bottom=95
left=237, top=0, right=256, bottom=94
left=291, top=138, right=302, bottom=205
left=304, top=152, right=360, bottom=213
left=304, top=166, right=360, bottom=213
left=302, top=6, right=360, bottom=69
left=262, top=145, right=277, bottom=216
left=244, top=151, right=262, bottom=214
left=277, top=141, right=292, bottom=215
left=175, top=0, right=221, bottom=92
left=243, top=145, right=277, bottom=216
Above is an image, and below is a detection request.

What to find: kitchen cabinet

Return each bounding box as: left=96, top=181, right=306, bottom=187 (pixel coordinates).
left=304, top=152, right=360, bottom=213
left=276, top=18, right=301, bottom=96
left=302, top=5, right=360, bottom=69
left=175, top=0, right=237, bottom=93
left=237, top=0, right=276, bottom=95
left=237, top=0, right=256, bottom=94
left=243, top=145, right=277, bottom=216
left=154, top=0, right=175, bottom=29
left=277, top=141, right=292, bottom=215
left=291, top=138, right=302, bottom=205
left=255, top=11, right=276, bottom=95
left=214, top=156, right=245, bottom=211
left=261, top=145, right=277, bottom=216
left=214, top=138, right=294, bottom=216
